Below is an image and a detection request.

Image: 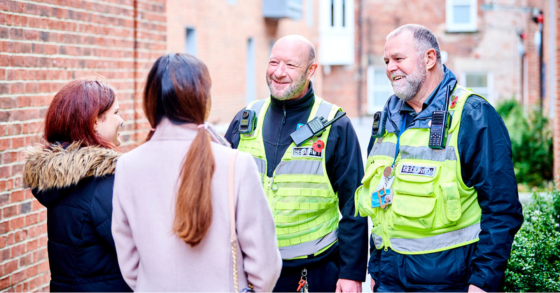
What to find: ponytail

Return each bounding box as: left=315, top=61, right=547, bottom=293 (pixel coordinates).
left=173, top=127, right=215, bottom=246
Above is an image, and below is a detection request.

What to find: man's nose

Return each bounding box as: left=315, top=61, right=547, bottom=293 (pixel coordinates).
left=386, top=60, right=398, bottom=73
left=273, top=64, right=287, bottom=78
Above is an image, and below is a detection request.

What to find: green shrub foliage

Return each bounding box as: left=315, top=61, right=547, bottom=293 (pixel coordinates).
left=504, top=188, right=560, bottom=292
left=495, top=99, right=553, bottom=187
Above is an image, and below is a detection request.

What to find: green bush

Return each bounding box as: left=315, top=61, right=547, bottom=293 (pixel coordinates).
left=504, top=188, right=560, bottom=292
left=495, top=99, right=553, bottom=187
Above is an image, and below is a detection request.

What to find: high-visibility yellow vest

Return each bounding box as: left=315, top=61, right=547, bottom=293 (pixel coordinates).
left=238, top=96, right=341, bottom=260
left=356, top=85, right=483, bottom=255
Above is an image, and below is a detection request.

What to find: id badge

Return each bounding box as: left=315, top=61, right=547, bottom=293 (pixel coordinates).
left=371, top=176, right=394, bottom=209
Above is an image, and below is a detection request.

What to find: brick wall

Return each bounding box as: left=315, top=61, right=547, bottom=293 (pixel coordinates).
left=0, top=0, right=166, bottom=291
left=167, top=0, right=322, bottom=125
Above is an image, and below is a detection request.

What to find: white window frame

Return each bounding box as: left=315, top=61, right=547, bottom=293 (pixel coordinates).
left=318, top=0, right=354, bottom=65
left=460, top=72, right=494, bottom=104
left=367, top=66, right=394, bottom=114
left=185, top=27, right=197, bottom=56
left=446, top=0, right=477, bottom=32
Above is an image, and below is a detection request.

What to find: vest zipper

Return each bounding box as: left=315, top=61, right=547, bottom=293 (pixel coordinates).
left=271, top=104, right=287, bottom=172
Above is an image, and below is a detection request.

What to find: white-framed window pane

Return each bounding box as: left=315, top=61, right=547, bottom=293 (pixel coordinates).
left=466, top=73, right=488, bottom=88
left=185, top=27, right=197, bottom=56
left=453, top=5, right=471, bottom=24
left=367, top=67, right=393, bottom=114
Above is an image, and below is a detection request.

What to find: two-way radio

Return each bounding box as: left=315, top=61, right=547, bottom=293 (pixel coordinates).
left=428, top=85, right=453, bottom=149
left=371, top=110, right=388, bottom=138
left=291, top=111, right=347, bottom=146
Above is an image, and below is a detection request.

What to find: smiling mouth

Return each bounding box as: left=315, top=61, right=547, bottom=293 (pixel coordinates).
left=273, top=80, right=290, bottom=85
left=393, top=76, right=405, bottom=81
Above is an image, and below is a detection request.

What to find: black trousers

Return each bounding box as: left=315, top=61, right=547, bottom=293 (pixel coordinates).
left=273, top=252, right=340, bottom=292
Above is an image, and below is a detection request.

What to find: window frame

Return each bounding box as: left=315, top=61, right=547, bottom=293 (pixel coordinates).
left=184, top=27, right=197, bottom=56
left=460, top=71, right=494, bottom=104
left=367, top=66, right=394, bottom=114
left=446, top=0, right=478, bottom=32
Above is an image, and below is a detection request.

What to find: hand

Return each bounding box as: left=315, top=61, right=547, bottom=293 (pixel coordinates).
left=468, top=284, right=486, bottom=292
left=370, top=277, right=375, bottom=292
left=335, top=279, right=362, bottom=293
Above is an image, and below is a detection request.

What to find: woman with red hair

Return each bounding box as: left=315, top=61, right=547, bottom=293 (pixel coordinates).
left=23, top=79, right=131, bottom=292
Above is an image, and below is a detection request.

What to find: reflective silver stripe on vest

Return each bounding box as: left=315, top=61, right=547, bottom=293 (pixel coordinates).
left=275, top=160, right=324, bottom=176
left=250, top=99, right=266, bottom=118
left=316, top=99, right=334, bottom=120
left=252, top=157, right=266, bottom=175
left=369, top=141, right=396, bottom=158
left=390, top=222, right=481, bottom=253
left=400, top=145, right=457, bottom=161
left=372, top=232, right=383, bottom=249
left=279, top=229, right=338, bottom=259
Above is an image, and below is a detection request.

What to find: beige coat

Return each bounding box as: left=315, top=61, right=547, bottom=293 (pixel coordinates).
left=112, top=118, right=282, bottom=292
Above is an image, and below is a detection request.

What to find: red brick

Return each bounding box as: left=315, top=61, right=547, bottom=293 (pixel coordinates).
left=3, top=259, right=18, bottom=275
left=0, top=276, right=10, bottom=290
left=11, top=243, right=25, bottom=258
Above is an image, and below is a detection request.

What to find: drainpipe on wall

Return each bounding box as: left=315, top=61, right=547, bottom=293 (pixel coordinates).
left=356, top=0, right=364, bottom=118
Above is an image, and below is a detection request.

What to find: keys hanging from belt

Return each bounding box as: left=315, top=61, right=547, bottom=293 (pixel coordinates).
left=297, top=268, right=309, bottom=293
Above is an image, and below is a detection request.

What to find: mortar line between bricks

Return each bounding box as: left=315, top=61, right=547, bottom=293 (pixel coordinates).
left=0, top=53, right=166, bottom=61
left=0, top=78, right=136, bottom=83
left=0, top=37, right=137, bottom=50
left=0, top=258, right=49, bottom=278
left=0, top=218, right=46, bottom=249
left=4, top=272, right=51, bottom=291
left=5, top=0, right=167, bottom=25
left=0, top=23, right=166, bottom=43
left=0, top=10, right=166, bottom=35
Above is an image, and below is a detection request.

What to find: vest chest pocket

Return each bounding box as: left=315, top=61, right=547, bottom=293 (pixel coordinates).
left=355, top=161, right=390, bottom=224
left=390, top=163, right=440, bottom=230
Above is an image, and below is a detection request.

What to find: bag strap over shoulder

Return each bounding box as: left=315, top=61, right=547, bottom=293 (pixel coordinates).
left=228, top=152, right=239, bottom=293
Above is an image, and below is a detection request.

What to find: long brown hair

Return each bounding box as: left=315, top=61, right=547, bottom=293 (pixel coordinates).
left=144, top=53, right=214, bottom=246
left=44, top=79, right=117, bottom=149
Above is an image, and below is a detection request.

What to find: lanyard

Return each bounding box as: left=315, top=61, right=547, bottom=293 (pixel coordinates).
left=392, top=113, right=408, bottom=167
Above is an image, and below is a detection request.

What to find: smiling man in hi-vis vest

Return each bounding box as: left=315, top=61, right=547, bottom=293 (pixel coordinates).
left=356, top=24, right=523, bottom=292
left=225, top=35, right=368, bottom=292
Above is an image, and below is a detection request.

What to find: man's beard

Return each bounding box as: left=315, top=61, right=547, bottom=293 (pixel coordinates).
left=267, top=70, right=308, bottom=101
left=391, top=61, right=427, bottom=102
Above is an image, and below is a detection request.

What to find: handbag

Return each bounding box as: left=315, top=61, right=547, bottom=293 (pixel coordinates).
left=228, top=152, right=254, bottom=293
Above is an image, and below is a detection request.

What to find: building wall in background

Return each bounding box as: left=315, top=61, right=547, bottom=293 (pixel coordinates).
left=0, top=0, right=166, bottom=291
left=167, top=0, right=323, bottom=125
left=323, top=0, right=553, bottom=118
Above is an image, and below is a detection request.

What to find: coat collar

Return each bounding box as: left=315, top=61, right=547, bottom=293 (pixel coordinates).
left=385, top=66, right=457, bottom=134
left=151, top=117, right=199, bottom=141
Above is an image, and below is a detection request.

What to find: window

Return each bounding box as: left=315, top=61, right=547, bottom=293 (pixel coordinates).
left=367, top=67, right=393, bottom=114
left=306, top=0, right=314, bottom=27
left=246, top=38, right=256, bottom=103
left=462, top=72, right=493, bottom=103
left=446, top=0, right=477, bottom=32
left=319, top=0, right=354, bottom=65
left=185, top=27, right=197, bottom=56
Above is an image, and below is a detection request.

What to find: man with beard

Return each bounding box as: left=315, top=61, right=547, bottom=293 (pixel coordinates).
left=356, top=24, right=523, bottom=292
left=225, top=35, right=368, bottom=292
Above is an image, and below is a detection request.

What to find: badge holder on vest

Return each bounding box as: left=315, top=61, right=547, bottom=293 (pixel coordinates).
left=371, top=113, right=407, bottom=210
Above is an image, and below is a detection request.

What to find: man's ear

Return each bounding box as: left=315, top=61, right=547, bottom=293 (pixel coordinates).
left=307, top=63, right=318, bottom=80
left=425, top=48, right=438, bottom=70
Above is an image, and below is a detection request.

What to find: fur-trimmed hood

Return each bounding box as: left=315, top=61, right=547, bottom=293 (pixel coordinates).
left=24, top=142, right=120, bottom=205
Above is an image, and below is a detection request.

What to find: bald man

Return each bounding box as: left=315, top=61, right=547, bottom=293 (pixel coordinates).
left=225, top=35, right=368, bottom=292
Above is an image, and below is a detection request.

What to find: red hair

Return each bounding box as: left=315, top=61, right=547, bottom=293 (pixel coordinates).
left=44, top=79, right=116, bottom=149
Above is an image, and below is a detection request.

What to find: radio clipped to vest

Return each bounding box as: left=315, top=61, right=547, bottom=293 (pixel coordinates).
left=291, top=111, right=347, bottom=146
left=429, top=85, right=453, bottom=149
left=371, top=110, right=388, bottom=138
left=239, top=109, right=257, bottom=134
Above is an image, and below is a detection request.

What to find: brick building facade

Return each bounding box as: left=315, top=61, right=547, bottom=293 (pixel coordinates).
left=166, top=0, right=324, bottom=125
left=0, top=0, right=166, bottom=290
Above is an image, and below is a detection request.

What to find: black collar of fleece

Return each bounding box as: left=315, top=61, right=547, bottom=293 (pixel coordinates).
left=24, top=142, right=120, bottom=192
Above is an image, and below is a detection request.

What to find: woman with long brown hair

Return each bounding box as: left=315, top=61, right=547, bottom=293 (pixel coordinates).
left=111, top=53, right=281, bottom=292
left=23, top=79, right=131, bottom=292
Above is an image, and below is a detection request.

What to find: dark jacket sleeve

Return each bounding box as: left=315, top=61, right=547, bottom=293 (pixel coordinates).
left=458, top=96, right=524, bottom=292
left=224, top=109, right=245, bottom=149
left=325, top=116, right=369, bottom=282
left=90, top=176, right=118, bottom=248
